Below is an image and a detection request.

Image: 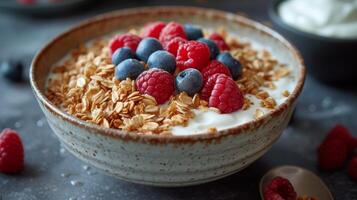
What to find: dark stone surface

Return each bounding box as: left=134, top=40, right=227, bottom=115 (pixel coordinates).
left=0, top=1, right=356, bottom=199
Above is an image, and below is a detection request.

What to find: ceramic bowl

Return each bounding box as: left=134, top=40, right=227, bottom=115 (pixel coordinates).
left=269, top=0, right=357, bottom=84
left=30, top=6, right=305, bottom=187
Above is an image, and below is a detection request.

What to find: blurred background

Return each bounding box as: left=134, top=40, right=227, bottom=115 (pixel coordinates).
left=0, top=0, right=356, bottom=200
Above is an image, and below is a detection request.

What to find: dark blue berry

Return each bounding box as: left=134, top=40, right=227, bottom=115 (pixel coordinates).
left=0, top=60, right=23, bottom=82
left=217, top=52, right=242, bottom=80
left=197, top=38, right=220, bottom=60
left=112, top=47, right=134, bottom=65
left=175, top=68, right=203, bottom=96
left=115, top=59, right=145, bottom=80
left=147, top=50, right=176, bottom=74
left=183, top=24, right=204, bottom=40
left=136, top=37, right=163, bottom=62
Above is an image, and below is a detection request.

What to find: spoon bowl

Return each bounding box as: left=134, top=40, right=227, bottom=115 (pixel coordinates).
left=260, top=165, right=333, bottom=200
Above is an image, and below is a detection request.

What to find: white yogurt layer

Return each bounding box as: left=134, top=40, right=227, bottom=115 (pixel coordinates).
left=172, top=69, right=296, bottom=136
left=279, top=0, right=357, bottom=39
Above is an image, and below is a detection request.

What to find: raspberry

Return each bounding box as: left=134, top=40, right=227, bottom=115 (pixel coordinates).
left=176, top=41, right=210, bottom=71
left=200, top=74, right=243, bottom=113
left=109, top=33, right=141, bottom=55
left=164, top=37, right=187, bottom=56
left=264, top=176, right=297, bottom=200
left=201, top=60, right=232, bottom=83
left=0, top=129, right=24, bottom=174
left=318, top=139, right=348, bottom=171
left=159, top=22, right=187, bottom=46
left=136, top=69, right=174, bottom=104
left=209, top=33, right=230, bottom=51
left=325, top=124, right=357, bottom=152
left=141, top=21, right=166, bottom=39
left=200, top=73, right=220, bottom=101
left=348, top=156, right=357, bottom=181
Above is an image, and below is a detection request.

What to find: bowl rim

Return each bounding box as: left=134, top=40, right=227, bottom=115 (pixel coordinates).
left=269, top=0, right=357, bottom=43
left=30, top=6, right=306, bottom=144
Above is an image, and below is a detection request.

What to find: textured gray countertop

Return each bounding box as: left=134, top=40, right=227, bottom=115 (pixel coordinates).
left=0, top=0, right=356, bottom=199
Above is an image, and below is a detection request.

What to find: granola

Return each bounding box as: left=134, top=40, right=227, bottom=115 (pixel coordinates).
left=46, top=26, right=291, bottom=135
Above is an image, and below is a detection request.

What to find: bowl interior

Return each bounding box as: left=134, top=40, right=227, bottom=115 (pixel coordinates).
left=31, top=6, right=305, bottom=139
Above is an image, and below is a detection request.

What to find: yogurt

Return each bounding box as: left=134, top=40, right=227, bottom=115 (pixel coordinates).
left=279, top=0, right=357, bottom=39
left=172, top=69, right=296, bottom=135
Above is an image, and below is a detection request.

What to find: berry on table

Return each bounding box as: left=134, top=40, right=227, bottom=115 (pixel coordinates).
left=159, top=22, right=187, bottom=46
left=0, top=60, right=23, bottom=82
left=201, top=60, right=231, bottom=83
left=135, top=37, right=163, bottom=62
left=0, top=129, right=24, bottom=174
left=136, top=69, right=174, bottom=104
left=164, top=37, right=187, bottom=56
left=147, top=50, right=176, bottom=74
left=264, top=176, right=297, bottom=200
left=348, top=156, right=357, bottom=181
left=183, top=24, right=204, bottom=40
left=176, top=41, right=210, bottom=71
left=217, top=52, right=242, bottom=80
left=200, top=73, right=243, bottom=113
left=197, top=38, right=220, bottom=59
left=141, top=21, right=166, bottom=39
left=109, top=33, right=141, bottom=55
left=317, top=139, right=348, bottom=171
left=115, top=59, right=145, bottom=81
left=209, top=33, right=230, bottom=51
left=175, top=68, right=203, bottom=96
left=111, top=47, right=134, bottom=65
left=325, top=124, right=357, bottom=153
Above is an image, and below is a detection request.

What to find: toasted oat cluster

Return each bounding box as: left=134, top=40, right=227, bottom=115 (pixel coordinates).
left=46, top=25, right=290, bottom=135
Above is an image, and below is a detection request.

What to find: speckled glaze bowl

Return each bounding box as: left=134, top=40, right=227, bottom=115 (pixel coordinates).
left=30, top=6, right=305, bottom=187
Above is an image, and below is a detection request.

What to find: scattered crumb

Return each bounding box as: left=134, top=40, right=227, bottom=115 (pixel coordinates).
left=282, top=90, right=290, bottom=97
left=207, top=127, right=217, bottom=134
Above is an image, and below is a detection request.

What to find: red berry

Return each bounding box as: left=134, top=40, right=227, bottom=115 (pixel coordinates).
left=200, top=73, right=220, bottom=101
left=176, top=41, right=210, bottom=71
left=209, top=33, right=230, bottom=51
left=136, top=69, right=174, bottom=104
left=109, top=33, right=141, bottom=55
left=318, top=139, right=348, bottom=171
left=141, top=21, right=166, bottom=39
left=164, top=37, right=187, bottom=56
left=159, top=22, right=187, bottom=46
left=201, top=74, right=243, bottom=113
left=0, top=129, right=24, bottom=174
left=325, top=124, right=357, bottom=153
left=348, top=156, right=357, bottom=181
left=264, top=176, right=297, bottom=200
left=201, top=60, right=232, bottom=83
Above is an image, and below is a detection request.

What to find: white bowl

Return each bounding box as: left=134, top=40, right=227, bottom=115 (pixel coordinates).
left=30, top=6, right=305, bottom=186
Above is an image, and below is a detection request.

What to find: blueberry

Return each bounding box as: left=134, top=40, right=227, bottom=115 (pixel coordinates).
left=175, top=68, right=203, bottom=96
left=217, top=52, right=242, bottom=80
left=197, top=38, right=220, bottom=59
left=147, top=50, right=176, bottom=74
left=184, top=24, right=204, bottom=40
left=0, top=60, right=23, bottom=82
left=136, top=37, right=163, bottom=62
left=115, top=59, right=145, bottom=80
left=112, top=47, right=134, bottom=65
